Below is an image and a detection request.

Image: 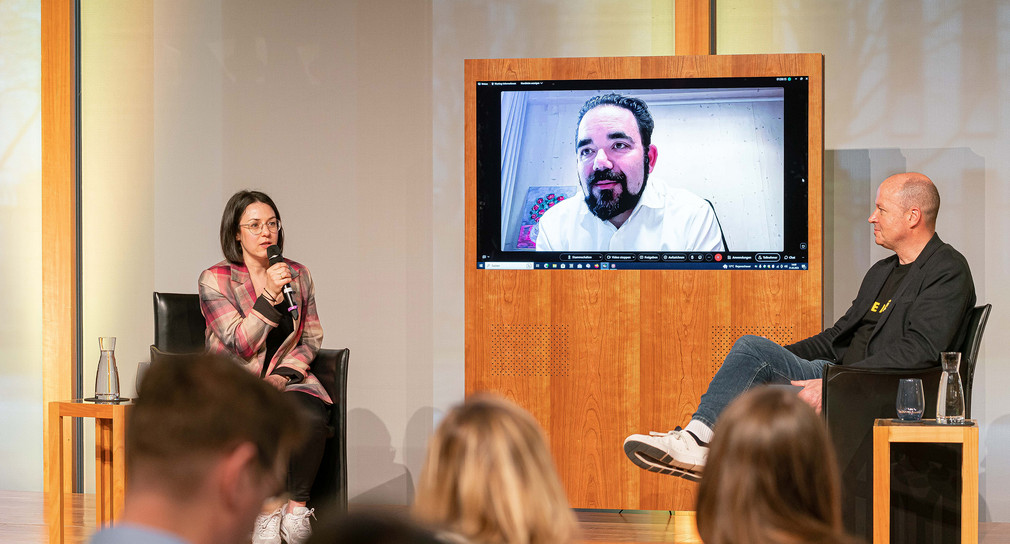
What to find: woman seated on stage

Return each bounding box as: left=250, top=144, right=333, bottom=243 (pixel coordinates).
left=199, top=190, right=331, bottom=544
left=696, top=386, right=859, bottom=544
left=413, top=394, right=578, bottom=544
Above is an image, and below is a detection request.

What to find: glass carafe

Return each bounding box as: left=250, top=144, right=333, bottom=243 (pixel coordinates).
left=95, top=337, right=121, bottom=401
left=936, top=351, right=965, bottom=424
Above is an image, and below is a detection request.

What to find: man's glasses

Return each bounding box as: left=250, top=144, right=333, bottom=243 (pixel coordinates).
left=239, top=219, right=281, bottom=235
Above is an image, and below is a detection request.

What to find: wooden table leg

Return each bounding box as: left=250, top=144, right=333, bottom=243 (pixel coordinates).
left=112, top=405, right=128, bottom=520
left=963, top=426, right=979, bottom=544
left=46, top=403, right=64, bottom=544
left=96, top=418, right=113, bottom=527
left=873, top=425, right=891, bottom=544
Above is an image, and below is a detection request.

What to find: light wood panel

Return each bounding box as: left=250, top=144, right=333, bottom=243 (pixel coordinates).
left=48, top=401, right=132, bottom=543
left=873, top=420, right=979, bottom=544
left=675, top=0, right=713, bottom=55
left=42, top=0, right=79, bottom=501
left=465, top=54, right=824, bottom=510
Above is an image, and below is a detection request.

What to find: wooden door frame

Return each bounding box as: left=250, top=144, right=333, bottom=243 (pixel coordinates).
left=42, top=0, right=80, bottom=493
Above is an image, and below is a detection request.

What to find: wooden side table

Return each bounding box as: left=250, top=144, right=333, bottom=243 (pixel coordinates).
left=873, top=418, right=978, bottom=544
left=46, top=399, right=133, bottom=544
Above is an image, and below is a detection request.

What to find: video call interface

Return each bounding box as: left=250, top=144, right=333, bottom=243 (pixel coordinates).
left=474, top=76, right=810, bottom=271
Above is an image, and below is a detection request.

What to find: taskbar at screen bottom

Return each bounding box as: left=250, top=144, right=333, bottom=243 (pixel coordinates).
left=478, top=262, right=808, bottom=270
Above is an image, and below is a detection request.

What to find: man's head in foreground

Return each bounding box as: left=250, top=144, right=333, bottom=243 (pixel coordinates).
left=574, top=93, right=659, bottom=223
left=123, top=353, right=305, bottom=544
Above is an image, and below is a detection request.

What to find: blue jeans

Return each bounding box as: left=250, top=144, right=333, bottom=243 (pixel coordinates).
left=692, top=335, right=832, bottom=428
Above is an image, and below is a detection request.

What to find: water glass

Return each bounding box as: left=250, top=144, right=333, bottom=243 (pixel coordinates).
left=896, top=378, right=925, bottom=421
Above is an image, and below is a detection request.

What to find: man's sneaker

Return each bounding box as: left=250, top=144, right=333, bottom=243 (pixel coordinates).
left=252, top=506, right=283, bottom=544
left=623, top=427, right=709, bottom=480
left=280, top=506, right=315, bottom=544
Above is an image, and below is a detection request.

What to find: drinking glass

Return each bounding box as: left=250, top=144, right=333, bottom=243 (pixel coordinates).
left=896, top=378, right=925, bottom=421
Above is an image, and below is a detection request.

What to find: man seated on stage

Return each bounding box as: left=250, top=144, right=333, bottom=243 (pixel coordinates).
left=90, top=353, right=305, bottom=544
left=535, top=93, right=725, bottom=252
left=623, top=172, right=975, bottom=479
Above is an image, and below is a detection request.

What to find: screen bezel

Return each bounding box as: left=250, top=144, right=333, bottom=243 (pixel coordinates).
left=474, top=75, right=810, bottom=271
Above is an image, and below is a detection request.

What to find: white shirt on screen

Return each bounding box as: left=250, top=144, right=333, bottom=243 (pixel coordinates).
left=534, top=180, right=725, bottom=252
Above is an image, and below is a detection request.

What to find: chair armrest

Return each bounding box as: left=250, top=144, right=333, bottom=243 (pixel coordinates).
left=821, top=364, right=942, bottom=468
left=822, top=364, right=942, bottom=423
left=310, top=348, right=348, bottom=405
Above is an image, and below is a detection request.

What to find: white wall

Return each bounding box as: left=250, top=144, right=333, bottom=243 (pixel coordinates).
left=79, top=0, right=436, bottom=502
left=0, top=0, right=43, bottom=492
left=718, top=0, right=1005, bottom=522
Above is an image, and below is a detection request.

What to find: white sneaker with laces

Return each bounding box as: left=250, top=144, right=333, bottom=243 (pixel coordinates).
left=281, top=506, right=315, bottom=544
left=623, top=427, right=708, bottom=480
left=252, top=506, right=283, bottom=544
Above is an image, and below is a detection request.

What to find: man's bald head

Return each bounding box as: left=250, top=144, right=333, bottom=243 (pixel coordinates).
left=883, top=172, right=940, bottom=229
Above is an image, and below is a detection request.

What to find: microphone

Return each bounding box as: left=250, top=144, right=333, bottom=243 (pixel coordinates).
left=267, top=244, right=299, bottom=320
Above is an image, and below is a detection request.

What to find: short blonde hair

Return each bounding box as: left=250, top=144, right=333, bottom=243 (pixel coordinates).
left=413, top=394, right=578, bottom=544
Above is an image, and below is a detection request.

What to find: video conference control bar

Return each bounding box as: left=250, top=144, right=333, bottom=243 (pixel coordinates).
left=557, top=252, right=789, bottom=263
left=479, top=261, right=808, bottom=271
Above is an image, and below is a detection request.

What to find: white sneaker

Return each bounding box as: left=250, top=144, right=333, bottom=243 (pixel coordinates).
left=623, top=427, right=708, bottom=481
left=252, top=506, right=283, bottom=544
left=280, top=506, right=315, bottom=544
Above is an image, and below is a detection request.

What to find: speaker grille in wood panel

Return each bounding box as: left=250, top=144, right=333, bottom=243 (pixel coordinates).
left=490, top=324, right=570, bottom=377
left=710, top=326, right=795, bottom=374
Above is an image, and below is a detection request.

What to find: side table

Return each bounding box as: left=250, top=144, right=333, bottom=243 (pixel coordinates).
left=46, top=399, right=133, bottom=544
left=873, top=418, right=978, bottom=544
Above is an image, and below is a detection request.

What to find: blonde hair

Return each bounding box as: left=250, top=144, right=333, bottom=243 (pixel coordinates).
left=413, top=394, right=578, bottom=544
left=696, top=387, right=851, bottom=544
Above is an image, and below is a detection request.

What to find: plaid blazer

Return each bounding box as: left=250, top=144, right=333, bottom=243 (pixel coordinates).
left=198, top=259, right=331, bottom=404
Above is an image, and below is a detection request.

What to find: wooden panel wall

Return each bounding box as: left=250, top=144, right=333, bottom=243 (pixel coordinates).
left=42, top=0, right=78, bottom=495
left=675, top=0, right=713, bottom=55
left=465, top=54, right=824, bottom=510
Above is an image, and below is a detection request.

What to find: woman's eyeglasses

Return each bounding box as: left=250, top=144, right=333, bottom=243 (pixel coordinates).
left=239, top=219, right=281, bottom=235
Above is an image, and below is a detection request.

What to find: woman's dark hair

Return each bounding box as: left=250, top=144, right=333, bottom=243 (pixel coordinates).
left=220, top=190, right=283, bottom=264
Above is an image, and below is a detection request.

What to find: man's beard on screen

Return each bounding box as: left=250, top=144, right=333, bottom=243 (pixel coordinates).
left=583, top=165, right=648, bottom=221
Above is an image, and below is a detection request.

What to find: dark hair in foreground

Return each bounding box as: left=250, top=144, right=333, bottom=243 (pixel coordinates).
left=220, top=190, right=284, bottom=264
left=696, top=387, right=855, bottom=544
left=413, top=393, right=578, bottom=544
left=576, top=93, right=655, bottom=149
left=129, top=353, right=304, bottom=499
left=306, top=511, right=442, bottom=544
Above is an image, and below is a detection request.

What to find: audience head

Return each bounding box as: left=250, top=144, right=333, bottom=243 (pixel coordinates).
left=128, top=353, right=305, bottom=543
left=413, top=393, right=578, bottom=544
left=696, top=387, right=849, bottom=544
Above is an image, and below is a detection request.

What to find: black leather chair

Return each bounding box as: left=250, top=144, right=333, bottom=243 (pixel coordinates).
left=150, top=292, right=349, bottom=513
left=822, top=304, right=991, bottom=542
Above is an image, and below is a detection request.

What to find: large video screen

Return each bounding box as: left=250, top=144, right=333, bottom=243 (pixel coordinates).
left=475, top=76, right=810, bottom=270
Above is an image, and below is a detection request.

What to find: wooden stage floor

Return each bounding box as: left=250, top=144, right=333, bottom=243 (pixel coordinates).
left=5, top=491, right=1010, bottom=543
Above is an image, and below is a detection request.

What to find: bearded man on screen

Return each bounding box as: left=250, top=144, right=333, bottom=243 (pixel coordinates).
left=535, top=93, right=725, bottom=252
